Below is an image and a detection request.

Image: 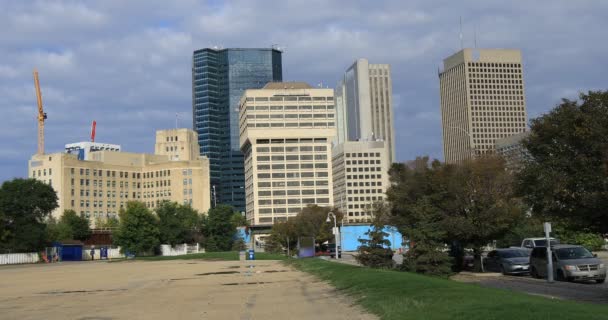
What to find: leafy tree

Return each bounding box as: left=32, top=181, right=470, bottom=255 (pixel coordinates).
left=59, top=209, right=91, bottom=241
left=113, top=201, right=160, bottom=255
left=231, top=236, right=247, bottom=251
left=96, top=217, right=120, bottom=229
left=156, top=201, right=200, bottom=245
left=293, top=205, right=343, bottom=245
left=356, top=203, right=394, bottom=268
left=517, top=91, right=608, bottom=234
left=266, top=219, right=298, bottom=255
left=387, top=156, right=523, bottom=272
left=495, top=215, right=544, bottom=248
left=203, top=204, right=237, bottom=251
left=230, top=212, right=248, bottom=228
left=0, top=178, right=58, bottom=252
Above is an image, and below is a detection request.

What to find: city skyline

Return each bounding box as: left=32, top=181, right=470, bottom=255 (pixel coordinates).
left=1, top=1, right=607, bottom=182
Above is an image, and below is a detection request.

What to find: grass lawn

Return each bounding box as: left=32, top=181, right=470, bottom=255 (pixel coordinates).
left=133, top=251, right=288, bottom=261
left=287, top=258, right=608, bottom=320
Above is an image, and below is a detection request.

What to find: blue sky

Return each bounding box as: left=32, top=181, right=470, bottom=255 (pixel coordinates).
left=1, top=0, right=606, bottom=182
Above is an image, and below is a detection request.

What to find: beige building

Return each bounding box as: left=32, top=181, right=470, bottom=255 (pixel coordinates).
left=439, top=48, right=528, bottom=163
left=332, top=141, right=390, bottom=223
left=28, top=129, right=211, bottom=226
left=335, top=59, right=396, bottom=163
left=239, top=82, right=336, bottom=226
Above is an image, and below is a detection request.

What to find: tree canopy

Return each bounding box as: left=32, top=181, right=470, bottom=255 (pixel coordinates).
left=113, top=201, right=160, bottom=255
left=0, top=178, right=58, bottom=252
left=156, top=201, right=200, bottom=245
left=517, top=91, right=608, bottom=233
left=203, top=204, right=238, bottom=251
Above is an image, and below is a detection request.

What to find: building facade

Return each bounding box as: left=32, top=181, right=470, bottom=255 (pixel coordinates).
left=28, top=129, right=211, bottom=226
left=65, top=142, right=121, bottom=160
left=192, top=47, right=282, bottom=212
left=495, top=131, right=532, bottom=171
left=335, top=59, right=395, bottom=163
left=332, top=141, right=390, bottom=223
left=239, top=82, right=336, bottom=226
left=439, top=48, right=528, bottom=163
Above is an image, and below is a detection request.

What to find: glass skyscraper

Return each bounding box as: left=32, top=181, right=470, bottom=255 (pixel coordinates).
left=192, top=48, right=282, bottom=212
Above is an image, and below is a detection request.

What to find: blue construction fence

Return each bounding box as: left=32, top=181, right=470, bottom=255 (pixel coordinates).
left=341, top=225, right=405, bottom=251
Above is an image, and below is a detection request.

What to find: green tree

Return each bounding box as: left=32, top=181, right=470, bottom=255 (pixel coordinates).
left=293, top=205, right=343, bottom=245
left=59, top=209, right=91, bottom=241
left=203, top=205, right=237, bottom=251
left=266, top=219, right=298, bottom=255
left=113, top=201, right=160, bottom=255
left=517, top=91, right=608, bottom=234
left=0, top=178, right=58, bottom=252
left=156, top=201, right=200, bottom=245
left=356, top=203, right=394, bottom=268
left=96, top=217, right=120, bottom=229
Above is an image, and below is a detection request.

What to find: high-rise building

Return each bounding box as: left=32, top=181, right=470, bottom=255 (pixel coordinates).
left=439, top=48, right=528, bottom=163
left=332, top=141, right=390, bottom=223
left=239, top=82, right=336, bottom=226
left=495, top=131, right=532, bottom=171
left=335, top=59, right=395, bottom=163
left=28, top=129, right=211, bottom=226
left=192, top=48, right=282, bottom=212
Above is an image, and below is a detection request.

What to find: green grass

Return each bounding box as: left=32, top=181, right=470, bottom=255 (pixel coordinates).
left=286, top=258, right=608, bottom=320
left=131, top=251, right=288, bottom=262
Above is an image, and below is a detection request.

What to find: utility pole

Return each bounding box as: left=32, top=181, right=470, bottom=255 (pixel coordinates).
left=545, top=222, right=554, bottom=283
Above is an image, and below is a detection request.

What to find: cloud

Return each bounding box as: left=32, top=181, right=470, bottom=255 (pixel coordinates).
left=0, top=0, right=607, bottom=182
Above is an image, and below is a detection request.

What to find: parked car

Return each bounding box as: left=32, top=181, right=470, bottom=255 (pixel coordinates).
left=521, top=237, right=559, bottom=249
left=530, top=244, right=606, bottom=283
left=483, top=248, right=531, bottom=275
left=327, top=243, right=342, bottom=259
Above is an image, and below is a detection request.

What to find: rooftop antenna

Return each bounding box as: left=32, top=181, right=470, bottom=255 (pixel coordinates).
left=474, top=23, right=478, bottom=48
left=459, top=16, right=464, bottom=50
left=175, top=112, right=179, bottom=129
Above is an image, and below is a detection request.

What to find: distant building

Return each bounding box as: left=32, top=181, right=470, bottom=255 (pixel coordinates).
left=335, top=59, right=395, bottom=163
left=29, top=129, right=211, bottom=226
left=332, top=141, right=390, bottom=223
left=439, top=48, right=528, bottom=163
left=495, top=131, right=532, bottom=171
left=239, top=82, right=336, bottom=226
left=192, top=47, right=283, bottom=212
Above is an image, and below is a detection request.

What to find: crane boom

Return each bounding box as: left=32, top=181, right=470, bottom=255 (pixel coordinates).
left=33, top=69, right=46, bottom=155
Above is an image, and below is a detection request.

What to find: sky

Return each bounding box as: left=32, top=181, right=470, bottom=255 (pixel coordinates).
left=1, top=0, right=606, bottom=182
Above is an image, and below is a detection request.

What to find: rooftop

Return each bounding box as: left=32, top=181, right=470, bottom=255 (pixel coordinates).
left=262, top=82, right=313, bottom=90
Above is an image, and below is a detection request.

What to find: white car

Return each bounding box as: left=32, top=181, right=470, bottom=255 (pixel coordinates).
left=521, top=237, right=559, bottom=249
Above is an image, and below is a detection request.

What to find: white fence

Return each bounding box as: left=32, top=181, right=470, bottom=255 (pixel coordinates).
left=82, top=248, right=124, bottom=260
left=0, top=253, right=40, bottom=265
left=160, top=243, right=201, bottom=256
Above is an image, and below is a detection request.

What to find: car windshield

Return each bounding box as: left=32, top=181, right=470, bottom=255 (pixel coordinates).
left=499, top=250, right=529, bottom=258
left=534, top=239, right=559, bottom=247
left=555, top=247, right=594, bottom=260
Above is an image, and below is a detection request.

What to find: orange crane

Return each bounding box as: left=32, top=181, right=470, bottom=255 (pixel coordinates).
left=33, top=69, right=47, bottom=155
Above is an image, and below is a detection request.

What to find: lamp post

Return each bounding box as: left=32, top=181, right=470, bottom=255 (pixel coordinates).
left=212, top=185, right=217, bottom=207
left=326, top=212, right=340, bottom=259
left=448, top=126, right=475, bottom=159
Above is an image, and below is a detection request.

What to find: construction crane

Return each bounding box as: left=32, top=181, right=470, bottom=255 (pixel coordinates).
left=33, top=69, right=47, bottom=155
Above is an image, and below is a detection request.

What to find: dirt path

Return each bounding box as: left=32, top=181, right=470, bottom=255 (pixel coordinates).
left=0, top=259, right=377, bottom=320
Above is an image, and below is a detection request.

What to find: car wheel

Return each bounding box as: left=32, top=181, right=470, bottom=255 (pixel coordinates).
left=500, top=265, right=507, bottom=275
left=596, top=278, right=605, bottom=284
left=530, top=267, right=540, bottom=279
left=556, top=270, right=565, bottom=281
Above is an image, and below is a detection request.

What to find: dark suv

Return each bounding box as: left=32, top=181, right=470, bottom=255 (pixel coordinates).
left=530, top=245, right=606, bottom=283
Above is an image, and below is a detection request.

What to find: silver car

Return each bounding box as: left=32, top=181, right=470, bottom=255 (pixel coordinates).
left=530, top=244, right=606, bottom=283
left=483, top=248, right=530, bottom=275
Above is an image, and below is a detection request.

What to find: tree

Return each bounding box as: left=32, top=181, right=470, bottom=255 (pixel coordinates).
left=96, top=217, right=119, bottom=229
left=113, top=201, right=160, bottom=255
left=59, top=209, right=91, bottom=241
left=0, top=178, right=58, bottom=252
left=356, top=203, right=394, bottom=268
left=203, top=205, right=237, bottom=251
left=266, top=219, right=298, bottom=255
left=156, top=201, right=200, bottom=245
left=292, top=205, right=343, bottom=245
left=387, top=156, right=524, bottom=272
left=517, top=91, right=608, bottom=234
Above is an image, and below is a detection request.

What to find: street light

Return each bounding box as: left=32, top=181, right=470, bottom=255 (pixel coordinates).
left=326, top=212, right=340, bottom=259
left=448, top=126, right=475, bottom=159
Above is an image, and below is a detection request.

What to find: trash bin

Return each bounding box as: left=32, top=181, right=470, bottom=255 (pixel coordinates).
left=248, top=249, right=255, bottom=260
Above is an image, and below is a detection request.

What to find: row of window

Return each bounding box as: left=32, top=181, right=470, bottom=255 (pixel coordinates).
left=257, top=163, right=328, bottom=170
left=257, top=180, right=328, bottom=188
left=256, top=146, right=327, bottom=153
left=258, top=198, right=330, bottom=205
left=258, top=189, right=330, bottom=197
left=247, top=122, right=335, bottom=128
left=347, top=174, right=382, bottom=180
left=247, top=113, right=334, bottom=119
left=245, top=105, right=334, bottom=111
left=257, top=154, right=326, bottom=161
left=257, top=172, right=329, bottom=179
left=245, top=96, right=333, bottom=102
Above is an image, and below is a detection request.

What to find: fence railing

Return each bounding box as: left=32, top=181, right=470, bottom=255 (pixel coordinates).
left=0, top=253, right=40, bottom=265
left=160, top=243, right=201, bottom=256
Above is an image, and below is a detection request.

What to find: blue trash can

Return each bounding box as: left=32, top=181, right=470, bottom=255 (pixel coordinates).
left=248, top=249, right=255, bottom=260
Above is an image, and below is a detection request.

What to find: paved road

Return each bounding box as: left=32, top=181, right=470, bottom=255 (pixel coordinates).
left=0, top=259, right=377, bottom=320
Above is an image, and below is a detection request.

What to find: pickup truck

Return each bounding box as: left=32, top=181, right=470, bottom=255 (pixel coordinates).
left=521, top=237, right=559, bottom=249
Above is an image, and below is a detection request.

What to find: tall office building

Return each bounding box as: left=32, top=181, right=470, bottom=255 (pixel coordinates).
left=332, top=141, right=390, bottom=223
left=239, top=82, right=336, bottom=226
left=335, top=59, right=395, bottom=163
left=495, top=131, right=532, bottom=171
left=439, top=48, right=528, bottom=163
left=192, top=48, right=282, bottom=212
left=29, top=129, right=211, bottom=226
